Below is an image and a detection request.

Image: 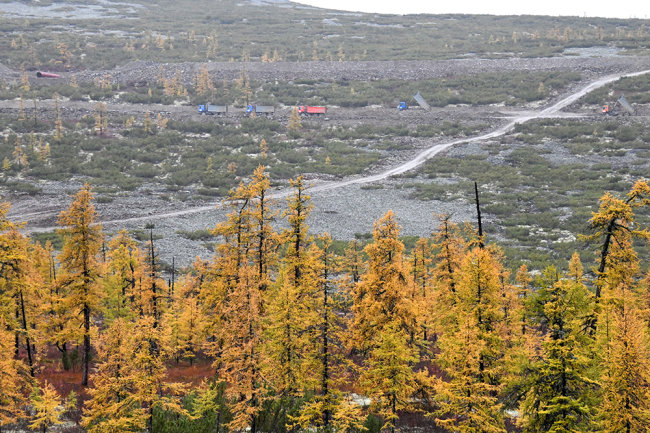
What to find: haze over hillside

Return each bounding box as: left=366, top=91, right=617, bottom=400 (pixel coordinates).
left=294, top=0, right=649, bottom=19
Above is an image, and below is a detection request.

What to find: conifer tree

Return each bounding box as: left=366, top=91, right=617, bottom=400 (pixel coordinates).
left=81, top=318, right=148, bottom=433
left=0, top=318, right=31, bottom=431
left=519, top=273, right=596, bottom=433
left=597, top=284, right=650, bottom=433
left=433, top=313, right=505, bottom=433
left=0, top=228, right=38, bottom=376
left=434, top=245, right=509, bottom=433
left=595, top=222, right=650, bottom=433
left=338, top=239, right=365, bottom=296
left=208, top=178, right=265, bottom=433
left=249, top=165, right=278, bottom=291
left=516, top=264, right=533, bottom=335
left=195, top=65, right=215, bottom=97
left=430, top=216, right=467, bottom=332
left=132, top=315, right=187, bottom=433
left=57, top=183, right=103, bottom=386
left=349, top=211, right=413, bottom=354
left=409, top=237, right=433, bottom=342
left=167, top=265, right=209, bottom=365
left=291, top=233, right=366, bottom=433
left=288, top=107, right=302, bottom=132
left=83, top=316, right=186, bottom=433
left=265, top=176, right=319, bottom=396
left=94, top=102, right=108, bottom=136
left=361, top=322, right=419, bottom=433
left=349, top=212, right=421, bottom=430
left=583, top=180, right=649, bottom=332
left=30, top=381, right=63, bottom=433
left=103, top=230, right=143, bottom=320
left=38, top=236, right=73, bottom=371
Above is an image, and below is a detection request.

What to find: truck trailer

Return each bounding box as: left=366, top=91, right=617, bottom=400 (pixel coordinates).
left=198, top=104, right=228, bottom=115
left=246, top=104, right=275, bottom=116
left=297, top=105, right=327, bottom=116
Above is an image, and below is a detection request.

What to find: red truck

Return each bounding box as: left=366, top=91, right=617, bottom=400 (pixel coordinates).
left=297, top=105, right=327, bottom=116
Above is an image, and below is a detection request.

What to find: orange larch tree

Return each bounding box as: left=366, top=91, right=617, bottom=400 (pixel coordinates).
left=57, top=183, right=104, bottom=386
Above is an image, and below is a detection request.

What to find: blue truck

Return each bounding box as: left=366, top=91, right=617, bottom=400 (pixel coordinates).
left=245, top=104, right=275, bottom=116
left=198, top=104, right=228, bottom=115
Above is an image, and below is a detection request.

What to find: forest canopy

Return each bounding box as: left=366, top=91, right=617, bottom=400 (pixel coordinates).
left=1, top=173, right=649, bottom=433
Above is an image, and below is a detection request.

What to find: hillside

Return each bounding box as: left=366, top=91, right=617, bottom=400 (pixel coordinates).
left=0, top=0, right=649, bottom=269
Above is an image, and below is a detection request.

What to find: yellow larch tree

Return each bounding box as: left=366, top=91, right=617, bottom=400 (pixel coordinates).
left=349, top=211, right=422, bottom=430
left=517, top=272, right=596, bottom=433
left=0, top=317, right=32, bottom=431
left=408, top=237, right=433, bottom=343
left=582, top=180, right=650, bottom=332
left=103, top=230, right=143, bottom=320
left=57, top=183, right=103, bottom=386
left=167, top=260, right=210, bottom=365
left=597, top=282, right=650, bottom=433
left=433, top=311, right=504, bottom=433
left=83, top=316, right=186, bottom=433
left=195, top=65, right=215, bottom=97
left=94, top=102, right=108, bottom=136
left=37, top=236, right=75, bottom=371
left=361, top=321, right=419, bottom=433
left=249, top=165, right=279, bottom=292
left=349, top=211, right=414, bottom=354
left=0, top=228, right=39, bottom=376
left=81, top=318, right=148, bottom=433
left=30, top=381, right=63, bottom=433
left=264, top=176, right=320, bottom=397
left=208, top=176, right=267, bottom=433
left=290, top=233, right=365, bottom=433
left=287, top=107, right=302, bottom=132
left=338, top=239, right=365, bottom=297
left=433, top=245, right=511, bottom=433
left=430, top=216, right=467, bottom=334
left=595, top=215, right=650, bottom=433
left=133, top=315, right=187, bottom=433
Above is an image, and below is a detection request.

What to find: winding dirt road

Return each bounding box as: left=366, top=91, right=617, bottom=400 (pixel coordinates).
left=60, top=67, right=646, bottom=231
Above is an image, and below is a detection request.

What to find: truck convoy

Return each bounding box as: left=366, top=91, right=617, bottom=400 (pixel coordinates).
left=198, top=104, right=228, bottom=115
left=196, top=104, right=329, bottom=117
left=298, top=105, right=327, bottom=116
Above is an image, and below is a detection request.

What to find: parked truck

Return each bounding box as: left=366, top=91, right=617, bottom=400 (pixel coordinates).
left=297, top=105, right=327, bottom=116
left=246, top=104, right=275, bottom=116
left=602, top=95, right=635, bottom=116
left=198, top=104, right=228, bottom=115
left=398, top=92, right=430, bottom=111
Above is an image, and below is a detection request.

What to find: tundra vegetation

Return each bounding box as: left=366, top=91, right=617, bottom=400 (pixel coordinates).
left=1, top=0, right=649, bottom=271
left=1, top=0, right=650, bottom=68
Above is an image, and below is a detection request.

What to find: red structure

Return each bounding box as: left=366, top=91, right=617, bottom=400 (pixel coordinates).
left=36, top=72, right=61, bottom=78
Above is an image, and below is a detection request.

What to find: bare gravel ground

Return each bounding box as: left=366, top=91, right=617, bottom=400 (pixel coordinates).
left=2, top=56, right=650, bottom=267
left=52, top=56, right=650, bottom=84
